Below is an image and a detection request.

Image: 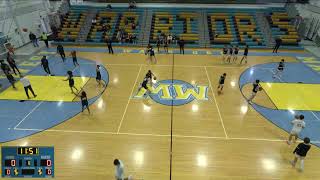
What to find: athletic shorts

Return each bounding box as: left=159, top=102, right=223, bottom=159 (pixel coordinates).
left=142, top=83, right=148, bottom=90
left=295, top=153, right=305, bottom=159
left=290, top=130, right=300, bottom=135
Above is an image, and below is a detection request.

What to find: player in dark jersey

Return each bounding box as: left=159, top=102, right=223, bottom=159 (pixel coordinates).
left=137, top=77, right=151, bottom=97
left=145, top=70, right=156, bottom=86
left=80, top=91, right=90, bottom=114
left=64, top=71, right=78, bottom=93
left=226, top=46, right=233, bottom=63
left=273, top=59, right=285, bottom=78
left=218, top=73, right=227, bottom=93
left=233, top=46, right=239, bottom=62
left=222, top=45, right=228, bottom=62
left=291, top=137, right=311, bottom=172
left=248, top=79, right=261, bottom=104
left=240, top=45, right=249, bottom=64
left=96, top=65, right=102, bottom=85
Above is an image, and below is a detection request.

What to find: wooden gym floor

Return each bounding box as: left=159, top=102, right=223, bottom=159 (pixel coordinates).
left=1, top=48, right=320, bottom=180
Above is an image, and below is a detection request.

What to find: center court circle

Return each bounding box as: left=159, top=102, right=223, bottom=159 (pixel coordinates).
left=149, top=79, right=208, bottom=106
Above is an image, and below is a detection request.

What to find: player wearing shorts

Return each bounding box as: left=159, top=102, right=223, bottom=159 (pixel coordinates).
left=80, top=91, right=90, bottom=114
left=96, top=65, right=102, bottom=85
left=248, top=79, right=261, bottom=104
left=287, top=115, right=305, bottom=145
left=64, top=71, right=78, bottom=93
left=226, top=46, right=233, bottom=63
left=138, top=77, right=151, bottom=97
left=145, top=70, right=156, bottom=86
left=240, top=45, right=249, bottom=64
left=149, top=47, right=157, bottom=64
left=222, top=45, right=228, bottom=62
left=218, top=73, right=227, bottom=92
left=291, top=137, right=311, bottom=172
left=273, top=59, right=285, bottom=78
left=233, top=46, right=239, bottom=62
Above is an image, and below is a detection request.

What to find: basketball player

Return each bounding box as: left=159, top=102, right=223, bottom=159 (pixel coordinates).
left=64, top=71, right=78, bottom=93
left=248, top=79, right=261, bottom=104
left=146, top=45, right=156, bottom=64
left=240, top=45, right=249, bottom=64
left=113, top=159, right=133, bottom=180
left=96, top=65, right=102, bottom=85
left=41, top=56, right=51, bottom=76
left=145, top=70, right=156, bottom=86
left=164, top=40, right=168, bottom=53
left=20, top=75, right=37, bottom=99
left=138, top=77, right=151, bottom=97
left=226, top=45, right=233, bottom=63
left=273, top=59, right=285, bottom=78
left=80, top=91, right=90, bottom=114
left=218, top=73, right=227, bottom=92
left=56, top=44, right=66, bottom=62
left=7, top=53, right=21, bottom=75
left=287, top=114, right=305, bottom=145
left=233, top=46, right=239, bottom=62
left=291, top=137, right=311, bottom=172
left=222, top=45, right=228, bottom=62
left=70, top=50, right=79, bottom=66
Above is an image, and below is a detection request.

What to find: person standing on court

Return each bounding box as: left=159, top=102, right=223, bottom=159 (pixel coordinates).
left=178, top=38, right=185, bottom=54
left=291, top=137, right=311, bottom=172
left=287, top=114, right=305, bottom=145
left=41, top=32, right=49, bottom=48
left=64, top=71, right=78, bottom=93
left=247, top=79, right=261, bottom=104
left=6, top=53, right=21, bottom=75
left=96, top=65, right=102, bottom=85
left=113, top=159, right=132, bottom=180
left=107, top=37, right=114, bottom=54
left=70, top=50, right=79, bottom=66
left=57, top=44, right=66, bottom=62
left=41, top=56, right=51, bottom=76
left=273, top=37, right=282, bottom=53
left=29, top=32, right=39, bottom=47
left=240, top=45, right=249, bottom=64
left=80, top=91, right=90, bottom=114
left=20, top=75, right=37, bottom=99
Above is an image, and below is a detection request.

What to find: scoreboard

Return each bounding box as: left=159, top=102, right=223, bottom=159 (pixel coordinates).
left=2, top=146, right=54, bottom=178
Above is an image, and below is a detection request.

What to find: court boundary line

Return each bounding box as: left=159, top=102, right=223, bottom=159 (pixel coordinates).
left=12, top=128, right=320, bottom=143
left=102, top=63, right=244, bottom=69
left=116, top=65, right=142, bottom=133
left=204, top=67, right=228, bottom=139
left=14, top=101, right=44, bottom=129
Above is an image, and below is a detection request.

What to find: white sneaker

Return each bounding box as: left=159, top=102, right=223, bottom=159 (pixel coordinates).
left=128, top=175, right=133, bottom=180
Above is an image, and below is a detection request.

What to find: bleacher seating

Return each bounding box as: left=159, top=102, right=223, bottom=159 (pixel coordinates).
left=87, top=9, right=143, bottom=43
left=57, top=7, right=87, bottom=42
left=207, top=10, right=265, bottom=47
left=149, top=9, right=199, bottom=45
left=267, top=11, right=300, bottom=46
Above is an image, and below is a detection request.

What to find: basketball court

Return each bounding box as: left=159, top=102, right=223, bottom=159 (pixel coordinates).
left=1, top=46, right=320, bottom=179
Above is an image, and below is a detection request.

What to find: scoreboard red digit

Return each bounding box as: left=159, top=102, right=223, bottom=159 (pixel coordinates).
left=1, top=147, right=54, bottom=178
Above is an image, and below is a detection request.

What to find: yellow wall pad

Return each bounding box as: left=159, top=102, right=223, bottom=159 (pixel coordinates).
left=260, top=82, right=320, bottom=111
left=0, top=75, right=90, bottom=102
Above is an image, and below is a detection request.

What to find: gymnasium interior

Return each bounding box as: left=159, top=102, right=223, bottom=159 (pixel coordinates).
left=1, top=0, right=320, bottom=179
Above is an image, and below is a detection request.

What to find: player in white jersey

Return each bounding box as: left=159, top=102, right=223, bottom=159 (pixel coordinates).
left=287, top=115, right=305, bottom=145
left=113, top=159, right=133, bottom=180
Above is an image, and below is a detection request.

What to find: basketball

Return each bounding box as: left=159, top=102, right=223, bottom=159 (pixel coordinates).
left=259, top=87, right=263, bottom=91
left=154, top=77, right=157, bottom=80
left=22, top=28, right=28, bottom=32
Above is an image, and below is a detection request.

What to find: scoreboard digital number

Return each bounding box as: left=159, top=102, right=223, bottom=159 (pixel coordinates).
left=2, top=146, right=54, bottom=178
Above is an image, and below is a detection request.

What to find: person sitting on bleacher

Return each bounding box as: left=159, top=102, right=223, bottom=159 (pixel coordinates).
left=129, top=1, right=136, bottom=9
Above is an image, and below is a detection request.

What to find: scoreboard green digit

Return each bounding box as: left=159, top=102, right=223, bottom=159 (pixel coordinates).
left=1, top=146, right=54, bottom=178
